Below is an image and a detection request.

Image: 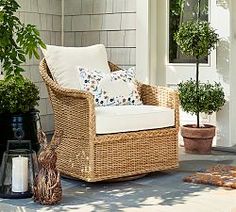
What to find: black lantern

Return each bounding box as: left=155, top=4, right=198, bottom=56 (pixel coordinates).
left=0, top=138, right=38, bottom=199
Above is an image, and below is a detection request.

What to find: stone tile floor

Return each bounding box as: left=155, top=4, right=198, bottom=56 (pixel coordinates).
left=1, top=147, right=236, bottom=212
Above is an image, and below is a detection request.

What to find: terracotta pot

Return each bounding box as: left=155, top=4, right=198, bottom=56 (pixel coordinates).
left=181, top=124, right=216, bottom=154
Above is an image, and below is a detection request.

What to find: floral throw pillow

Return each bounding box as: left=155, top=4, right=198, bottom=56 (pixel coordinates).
left=77, top=67, right=142, bottom=107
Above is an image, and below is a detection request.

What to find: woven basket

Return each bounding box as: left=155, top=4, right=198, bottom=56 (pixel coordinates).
left=39, top=59, right=179, bottom=182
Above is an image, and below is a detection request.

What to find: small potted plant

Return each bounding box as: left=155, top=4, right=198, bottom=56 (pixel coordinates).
left=175, top=20, right=225, bottom=154
left=0, top=0, right=46, bottom=160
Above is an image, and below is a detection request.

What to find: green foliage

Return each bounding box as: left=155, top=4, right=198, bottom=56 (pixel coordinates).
left=0, top=0, right=45, bottom=114
left=169, top=0, right=186, bottom=62
left=169, top=0, right=185, bottom=17
left=0, top=0, right=46, bottom=79
left=178, top=80, right=226, bottom=115
left=174, top=21, right=219, bottom=59
left=174, top=18, right=224, bottom=127
left=169, top=0, right=209, bottom=63
left=0, top=77, right=39, bottom=114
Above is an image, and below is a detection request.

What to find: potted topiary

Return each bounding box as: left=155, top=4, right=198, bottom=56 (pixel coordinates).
left=175, top=20, right=225, bottom=154
left=0, top=0, right=46, bottom=160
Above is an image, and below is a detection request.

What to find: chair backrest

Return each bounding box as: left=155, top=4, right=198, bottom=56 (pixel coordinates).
left=41, top=44, right=111, bottom=89
left=44, top=60, right=122, bottom=81
left=40, top=58, right=123, bottom=87
left=45, top=62, right=54, bottom=80
left=108, top=61, right=123, bottom=72
left=40, top=58, right=142, bottom=101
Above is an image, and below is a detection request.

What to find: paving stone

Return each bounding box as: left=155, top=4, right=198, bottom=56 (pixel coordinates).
left=2, top=150, right=236, bottom=211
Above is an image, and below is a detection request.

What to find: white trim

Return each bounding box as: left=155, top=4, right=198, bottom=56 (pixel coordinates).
left=136, top=0, right=166, bottom=85
left=61, top=0, right=64, bottom=46
left=166, top=0, right=217, bottom=85
left=136, top=1, right=169, bottom=86
left=136, top=0, right=235, bottom=147
left=149, top=0, right=159, bottom=85
left=136, top=0, right=150, bottom=83
left=166, top=0, right=214, bottom=67
left=228, top=0, right=236, bottom=147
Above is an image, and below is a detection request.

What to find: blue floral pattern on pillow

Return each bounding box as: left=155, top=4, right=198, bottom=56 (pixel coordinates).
left=78, top=67, right=142, bottom=107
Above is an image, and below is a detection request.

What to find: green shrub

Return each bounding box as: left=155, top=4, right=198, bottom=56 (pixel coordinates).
left=178, top=80, right=226, bottom=115
left=174, top=19, right=224, bottom=127
left=0, top=0, right=45, bottom=114
left=0, top=77, right=39, bottom=114
left=174, top=21, right=219, bottom=58
left=0, top=0, right=46, bottom=79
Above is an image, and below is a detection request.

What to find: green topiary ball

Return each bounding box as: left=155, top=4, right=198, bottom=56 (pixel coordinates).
left=178, top=79, right=226, bottom=115
left=174, top=21, right=219, bottom=58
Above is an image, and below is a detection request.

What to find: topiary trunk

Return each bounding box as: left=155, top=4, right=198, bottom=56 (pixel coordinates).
left=196, top=57, right=200, bottom=128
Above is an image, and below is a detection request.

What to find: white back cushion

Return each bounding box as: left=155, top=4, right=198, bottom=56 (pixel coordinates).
left=42, top=44, right=110, bottom=89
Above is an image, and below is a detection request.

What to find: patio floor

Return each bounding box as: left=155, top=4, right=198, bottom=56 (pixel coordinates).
left=1, top=147, right=236, bottom=212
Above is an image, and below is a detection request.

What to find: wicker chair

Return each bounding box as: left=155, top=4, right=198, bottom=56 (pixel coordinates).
left=39, top=59, right=180, bottom=182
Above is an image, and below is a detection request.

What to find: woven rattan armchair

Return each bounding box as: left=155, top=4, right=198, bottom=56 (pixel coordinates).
left=39, top=59, right=179, bottom=182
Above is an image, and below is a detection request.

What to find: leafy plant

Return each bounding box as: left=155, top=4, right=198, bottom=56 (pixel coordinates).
left=169, top=0, right=186, bottom=61
left=178, top=80, right=225, bottom=115
left=169, top=0, right=208, bottom=62
left=0, top=0, right=46, bottom=114
left=174, top=21, right=218, bottom=59
left=0, top=0, right=46, bottom=79
left=175, top=18, right=225, bottom=127
left=0, top=77, right=39, bottom=113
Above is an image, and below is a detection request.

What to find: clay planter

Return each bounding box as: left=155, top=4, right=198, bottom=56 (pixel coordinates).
left=181, top=124, right=216, bottom=154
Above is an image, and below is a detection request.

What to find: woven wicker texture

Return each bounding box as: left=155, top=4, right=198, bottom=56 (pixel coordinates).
left=39, top=59, right=179, bottom=182
left=34, top=130, right=62, bottom=205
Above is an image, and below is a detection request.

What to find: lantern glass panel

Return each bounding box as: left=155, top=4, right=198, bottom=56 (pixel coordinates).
left=0, top=141, right=38, bottom=199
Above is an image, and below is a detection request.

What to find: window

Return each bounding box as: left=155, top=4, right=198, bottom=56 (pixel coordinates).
left=169, top=0, right=209, bottom=63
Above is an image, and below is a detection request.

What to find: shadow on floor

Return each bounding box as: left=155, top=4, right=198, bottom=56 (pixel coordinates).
left=35, top=159, right=234, bottom=211
left=1, top=153, right=235, bottom=211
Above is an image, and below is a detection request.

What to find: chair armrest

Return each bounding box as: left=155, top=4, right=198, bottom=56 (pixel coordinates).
left=48, top=86, right=96, bottom=141
left=39, top=59, right=96, bottom=141
left=140, top=84, right=180, bottom=129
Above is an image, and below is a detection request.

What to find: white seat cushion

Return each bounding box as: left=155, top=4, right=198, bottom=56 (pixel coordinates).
left=41, top=44, right=110, bottom=89
left=96, top=105, right=175, bottom=134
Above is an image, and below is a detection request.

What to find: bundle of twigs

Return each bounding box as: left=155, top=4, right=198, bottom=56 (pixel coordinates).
left=33, top=130, right=63, bottom=205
